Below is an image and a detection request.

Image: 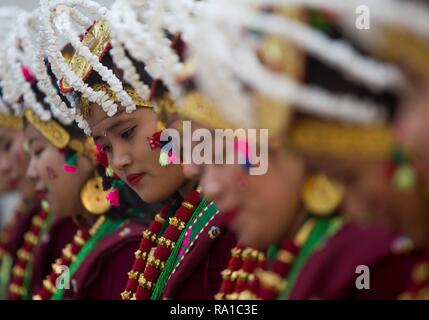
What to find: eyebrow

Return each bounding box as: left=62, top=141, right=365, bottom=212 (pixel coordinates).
left=93, top=118, right=130, bottom=142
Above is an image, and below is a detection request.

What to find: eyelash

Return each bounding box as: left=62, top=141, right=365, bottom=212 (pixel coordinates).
left=120, top=126, right=137, bottom=140
left=99, top=126, right=137, bottom=154
left=33, top=147, right=44, bottom=157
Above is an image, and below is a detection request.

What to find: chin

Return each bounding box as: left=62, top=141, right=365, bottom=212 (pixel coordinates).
left=137, top=188, right=166, bottom=204
left=240, top=233, right=272, bottom=251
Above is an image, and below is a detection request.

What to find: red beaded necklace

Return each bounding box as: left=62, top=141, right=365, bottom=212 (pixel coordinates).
left=215, top=244, right=265, bottom=300
left=7, top=203, right=51, bottom=300
left=33, top=216, right=106, bottom=300
left=216, top=218, right=317, bottom=300
left=121, top=188, right=202, bottom=300
left=255, top=218, right=317, bottom=300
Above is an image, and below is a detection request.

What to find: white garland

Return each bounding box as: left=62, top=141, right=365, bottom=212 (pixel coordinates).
left=185, top=2, right=389, bottom=126
left=194, top=1, right=406, bottom=92
left=228, top=0, right=429, bottom=42
left=20, top=10, right=76, bottom=124
left=109, top=0, right=191, bottom=100
left=37, top=0, right=149, bottom=134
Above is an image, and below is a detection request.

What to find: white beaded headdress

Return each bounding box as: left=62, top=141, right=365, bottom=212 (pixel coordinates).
left=37, top=0, right=157, bottom=134
left=0, top=8, right=78, bottom=126
left=0, top=6, right=26, bottom=117
left=181, top=0, right=429, bottom=128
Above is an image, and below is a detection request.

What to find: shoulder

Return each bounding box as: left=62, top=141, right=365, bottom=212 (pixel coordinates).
left=66, top=219, right=145, bottom=299
left=163, top=203, right=237, bottom=299
left=289, top=223, right=423, bottom=299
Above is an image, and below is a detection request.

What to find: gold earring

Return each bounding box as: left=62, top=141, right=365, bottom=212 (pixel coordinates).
left=301, top=173, right=344, bottom=216
left=80, top=176, right=111, bottom=215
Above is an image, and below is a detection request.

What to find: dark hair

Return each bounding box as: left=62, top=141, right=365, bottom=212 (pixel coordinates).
left=302, top=10, right=398, bottom=121
left=0, top=86, right=14, bottom=114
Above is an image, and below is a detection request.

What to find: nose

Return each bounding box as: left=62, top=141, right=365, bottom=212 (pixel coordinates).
left=182, top=163, right=202, bottom=180
left=110, top=144, right=132, bottom=172
left=26, top=156, right=40, bottom=184
left=0, top=153, right=10, bottom=174
left=200, top=166, right=223, bottom=202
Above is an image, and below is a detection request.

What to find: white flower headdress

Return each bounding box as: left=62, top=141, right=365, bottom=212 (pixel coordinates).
left=0, top=8, right=78, bottom=125
left=109, top=0, right=198, bottom=101
left=182, top=0, right=428, bottom=127
left=37, top=0, right=156, bottom=135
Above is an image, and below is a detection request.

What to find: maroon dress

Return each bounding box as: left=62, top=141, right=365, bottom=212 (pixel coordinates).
left=162, top=213, right=237, bottom=300
left=63, top=218, right=144, bottom=300
left=1, top=202, right=40, bottom=263
left=289, top=223, right=424, bottom=300
left=31, top=216, right=78, bottom=295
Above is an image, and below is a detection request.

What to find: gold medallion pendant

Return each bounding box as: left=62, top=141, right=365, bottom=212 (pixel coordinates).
left=302, top=174, right=344, bottom=216
left=80, top=176, right=111, bottom=215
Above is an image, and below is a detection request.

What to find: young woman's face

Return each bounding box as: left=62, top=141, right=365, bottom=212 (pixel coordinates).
left=87, top=105, right=187, bottom=203
left=182, top=120, right=305, bottom=249
left=0, top=127, right=35, bottom=197
left=206, top=151, right=305, bottom=249
left=25, top=124, right=92, bottom=216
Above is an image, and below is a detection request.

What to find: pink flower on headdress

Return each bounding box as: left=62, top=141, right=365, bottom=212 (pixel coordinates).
left=21, top=65, right=36, bottom=84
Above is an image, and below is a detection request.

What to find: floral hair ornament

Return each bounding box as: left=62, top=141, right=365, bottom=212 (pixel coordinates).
left=38, top=0, right=159, bottom=134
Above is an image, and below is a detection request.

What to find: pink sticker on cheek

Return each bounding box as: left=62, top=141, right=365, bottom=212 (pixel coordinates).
left=46, top=167, right=58, bottom=180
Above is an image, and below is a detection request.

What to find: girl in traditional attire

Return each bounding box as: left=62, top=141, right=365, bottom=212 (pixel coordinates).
left=35, top=0, right=236, bottom=300
left=175, top=0, right=427, bottom=299
left=2, top=8, right=148, bottom=300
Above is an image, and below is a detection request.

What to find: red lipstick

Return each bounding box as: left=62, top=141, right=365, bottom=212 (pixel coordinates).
left=126, top=173, right=145, bottom=186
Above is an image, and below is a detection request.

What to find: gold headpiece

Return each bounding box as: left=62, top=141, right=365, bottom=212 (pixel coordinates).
left=0, top=112, right=23, bottom=130
left=60, top=20, right=111, bottom=93
left=24, top=108, right=96, bottom=160
left=177, top=7, right=302, bottom=137
left=79, top=83, right=153, bottom=119
left=377, top=26, right=429, bottom=79
left=178, top=92, right=235, bottom=130
left=24, top=109, right=70, bottom=149
left=289, top=118, right=394, bottom=160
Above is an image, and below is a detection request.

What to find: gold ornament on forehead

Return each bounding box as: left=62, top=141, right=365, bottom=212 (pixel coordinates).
left=24, top=109, right=70, bottom=149
left=0, top=113, right=23, bottom=130
left=79, top=83, right=152, bottom=119
left=60, top=20, right=111, bottom=93
left=178, top=92, right=235, bottom=130
left=289, top=119, right=394, bottom=160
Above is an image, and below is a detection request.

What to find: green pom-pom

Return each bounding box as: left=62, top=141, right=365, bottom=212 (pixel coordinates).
left=106, top=165, right=114, bottom=177
left=159, top=151, right=169, bottom=167
left=66, top=152, right=78, bottom=166
left=41, top=200, right=50, bottom=211
left=394, top=164, right=416, bottom=191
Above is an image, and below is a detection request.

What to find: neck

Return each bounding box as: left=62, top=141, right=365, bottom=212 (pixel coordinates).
left=178, top=178, right=198, bottom=198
